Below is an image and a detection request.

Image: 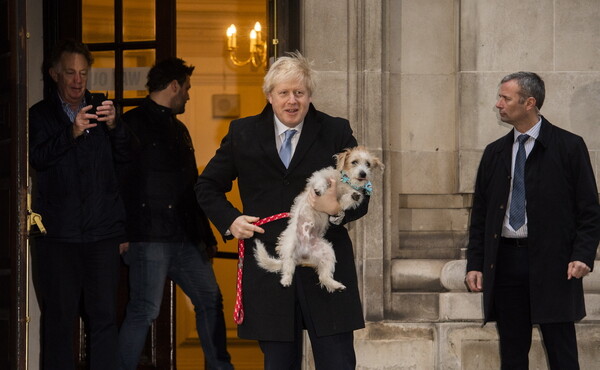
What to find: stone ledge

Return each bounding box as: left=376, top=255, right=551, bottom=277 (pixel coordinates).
left=441, top=259, right=600, bottom=293
left=391, top=259, right=449, bottom=291
left=390, top=293, right=439, bottom=321
left=355, top=322, right=435, bottom=370
left=398, top=193, right=473, bottom=209
left=354, top=322, right=600, bottom=369
left=439, top=292, right=483, bottom=321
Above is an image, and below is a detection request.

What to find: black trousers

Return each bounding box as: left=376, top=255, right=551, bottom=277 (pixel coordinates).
left=494, top=240, right=579, bottom=370
left=258, top=271, right=356, bottom=370
left=36, top=237, right=120, bottom=370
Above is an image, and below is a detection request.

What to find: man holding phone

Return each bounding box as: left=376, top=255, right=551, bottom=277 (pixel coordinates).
left=29, top=39, right=128, bottom=370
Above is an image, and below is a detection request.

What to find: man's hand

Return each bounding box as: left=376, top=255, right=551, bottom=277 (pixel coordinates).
left=230, top=215, right=265, bottom=239
left=465, top=270, right=483, bottom=292
left=72, top=105, right=98, bottom=138
left=119, top=242, right=129, bottom=254
left=308, top=178, right=341, bottom=216
left=96, top=100, right=117, bottom=129
left=567, top=261, right=591, bottom=280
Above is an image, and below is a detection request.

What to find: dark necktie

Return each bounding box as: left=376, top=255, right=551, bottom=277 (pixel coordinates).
left=509, top=134, right=530, bottom=230
left=279, top=129, right=297, bottom=168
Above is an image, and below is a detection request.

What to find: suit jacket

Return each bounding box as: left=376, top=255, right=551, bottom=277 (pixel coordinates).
left=467, top=116, right=600, bottom=323
left=195, top=103, right=368, bottom=341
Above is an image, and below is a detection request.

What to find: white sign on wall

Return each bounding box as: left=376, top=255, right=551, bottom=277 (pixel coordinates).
left=89, top=67, right=150, bottom=91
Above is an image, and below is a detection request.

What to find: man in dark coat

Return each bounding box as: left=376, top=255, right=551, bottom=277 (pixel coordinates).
left=466, top=71, right=600, bottom=370
left=29, top=39, right=127, bottom=370
left=117, top=57, right=232, bottom=370
left=195, top=52, right=368, bottom=369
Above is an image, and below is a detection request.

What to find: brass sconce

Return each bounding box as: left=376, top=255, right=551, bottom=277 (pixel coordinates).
left=226, top=22, right=267, bottom=68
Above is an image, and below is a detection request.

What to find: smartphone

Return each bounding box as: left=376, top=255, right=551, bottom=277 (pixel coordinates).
left=89, top=92, right=107, bottom=124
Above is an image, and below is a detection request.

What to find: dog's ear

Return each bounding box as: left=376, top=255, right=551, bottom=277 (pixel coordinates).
left=334, top=148, right=352, bottom=171
left=371, top=156, right=385, bottom=172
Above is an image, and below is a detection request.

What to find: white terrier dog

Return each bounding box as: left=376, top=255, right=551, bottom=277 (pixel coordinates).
left=254, top=146, right=384, bottom=292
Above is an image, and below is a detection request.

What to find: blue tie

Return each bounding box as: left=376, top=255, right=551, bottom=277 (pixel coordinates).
left=509, top=134, right=530, bottom=231
left=279, top=129, right=297, bottom=168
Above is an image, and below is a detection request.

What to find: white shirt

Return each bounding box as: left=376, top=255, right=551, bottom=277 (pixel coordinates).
left=274, top=115, right=303, bottom=156
left=501, top=117, right=542, bottom=238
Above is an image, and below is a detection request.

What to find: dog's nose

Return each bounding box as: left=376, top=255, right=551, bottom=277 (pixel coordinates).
left=359, top=171, right=367, bottom=178
left=352, top=192, right=361, bottom=201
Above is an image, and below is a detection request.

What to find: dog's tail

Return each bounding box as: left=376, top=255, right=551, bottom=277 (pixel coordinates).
left=253, top=240, right=283, bottom=273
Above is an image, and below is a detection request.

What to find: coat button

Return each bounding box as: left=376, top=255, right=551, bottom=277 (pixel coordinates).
left=493, top=234, right=498, bottom=239
left=490, top=264, right=494, bottom=270
left=141, top=203, right=146, bottom=207
left=167, top=204, right=173, bottom=209
left=500, top=204, right=504, bottom=209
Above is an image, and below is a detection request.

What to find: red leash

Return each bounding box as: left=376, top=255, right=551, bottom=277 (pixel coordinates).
left=233, top=212, right=290, bottom=324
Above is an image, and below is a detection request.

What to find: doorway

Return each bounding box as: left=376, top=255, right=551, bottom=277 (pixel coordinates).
left=21, top=0, right=300, bottom=368
left=174, top=0, right=267, bottom=368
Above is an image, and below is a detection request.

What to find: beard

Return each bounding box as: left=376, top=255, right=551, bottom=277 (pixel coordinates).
left=173, top=101, right=186, bottom=115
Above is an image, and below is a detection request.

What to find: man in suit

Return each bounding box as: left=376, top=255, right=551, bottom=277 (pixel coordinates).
left=29, top=39, right=126, bottom=370
left=117, top=57, right=232, bottom=369
left=195, top=52, right=368, bottom=369
left=465, top=71, right=600, bottom=369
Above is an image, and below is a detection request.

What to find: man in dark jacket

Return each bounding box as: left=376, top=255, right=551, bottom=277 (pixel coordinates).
left=29, top=39, right=127, bottom=370
left=195, top=52, right=368, bottom=369
left=117, top=57, right=232, bottom=370
left=466, top=71, right=600, bottom=369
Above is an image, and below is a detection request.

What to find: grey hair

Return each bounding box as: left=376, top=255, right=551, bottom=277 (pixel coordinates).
left=500, top=71, right=545, bottom=109
left=262, top=51, right=317, bottom=97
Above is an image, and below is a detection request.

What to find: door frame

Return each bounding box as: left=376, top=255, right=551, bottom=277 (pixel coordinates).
left=3, top=0, right=29, bottom=369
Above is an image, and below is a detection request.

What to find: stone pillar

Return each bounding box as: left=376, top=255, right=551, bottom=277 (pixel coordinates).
left=302, top=0, right=386, bottom=322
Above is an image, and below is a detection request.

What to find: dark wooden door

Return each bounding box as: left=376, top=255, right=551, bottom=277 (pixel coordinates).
left=0, top=0, right=29, bottom=369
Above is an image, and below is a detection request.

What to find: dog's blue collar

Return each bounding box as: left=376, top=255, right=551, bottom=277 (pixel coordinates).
left=340, top=172, right=373, bottom=196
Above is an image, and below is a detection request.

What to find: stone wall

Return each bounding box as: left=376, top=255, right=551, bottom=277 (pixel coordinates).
left=302, top=0, right=600, bottom=368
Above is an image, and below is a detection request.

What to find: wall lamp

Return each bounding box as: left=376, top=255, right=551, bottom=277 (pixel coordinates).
left=226, top=22, right=267, bottom=68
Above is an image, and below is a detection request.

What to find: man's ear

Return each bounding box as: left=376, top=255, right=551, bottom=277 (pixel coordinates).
left=49, top=67, right=59, bottom=83
left=267, top=93, right=273, bottom=105
left=526, top=96, right=537, bottom=111
left=170, top=79, right=180, bottom=92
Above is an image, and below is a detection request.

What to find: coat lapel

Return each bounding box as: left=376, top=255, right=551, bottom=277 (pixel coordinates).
left=287, top=104, right=321, bottom=171
left=499, top=130, right=514, bottom=177
left=255, top=104, right=286, bottom=169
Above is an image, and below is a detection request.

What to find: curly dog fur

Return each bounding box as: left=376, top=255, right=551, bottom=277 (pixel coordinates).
left=254, top=146, right=383, bottom=292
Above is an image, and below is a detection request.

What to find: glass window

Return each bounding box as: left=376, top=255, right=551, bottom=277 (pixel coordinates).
left=123, top=0, right=156, bottom=41
left=123, top=49, right=155, bottom=99
left=82, top=0, right=115, bottom=43
left=89, top=50, right=116, bottom=99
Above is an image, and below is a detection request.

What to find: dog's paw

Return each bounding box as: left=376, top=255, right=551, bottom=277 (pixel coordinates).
left=280, top=275, right=293, bottom=287
left=311, top=177, right=331, bottom=197
left=321, top=280, right=346, bottom=293
left=339, top=192, right=363, bottom=210
left=325, top=284, right=346, bottom=293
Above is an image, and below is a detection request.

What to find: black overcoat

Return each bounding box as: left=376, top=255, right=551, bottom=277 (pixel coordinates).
left=467, top=117, right=600, bottom=323
left=29, top=90, right=127, bottom=243
left=195, top=103, right=367, bottom=341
